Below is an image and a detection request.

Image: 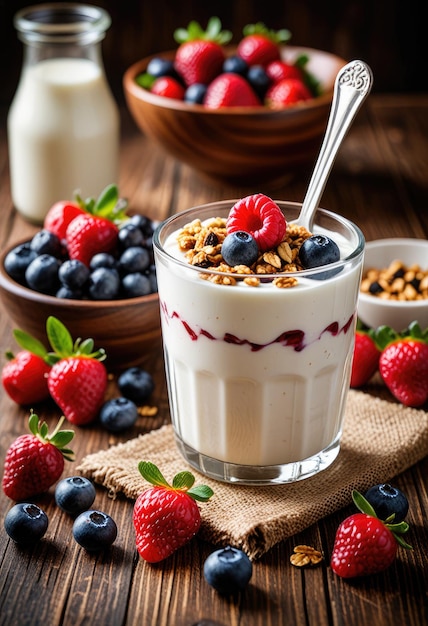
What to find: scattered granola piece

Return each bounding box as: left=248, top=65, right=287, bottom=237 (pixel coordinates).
left=290, top=545, right=324, bottom=567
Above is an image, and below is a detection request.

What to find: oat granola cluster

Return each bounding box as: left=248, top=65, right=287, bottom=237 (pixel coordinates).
left=176, top=217, right=312, bottom=288
left=360, top=260, right=428, bottom=301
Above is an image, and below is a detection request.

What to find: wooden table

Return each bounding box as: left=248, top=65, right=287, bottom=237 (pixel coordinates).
left=0, top=95, right=427, bottom=626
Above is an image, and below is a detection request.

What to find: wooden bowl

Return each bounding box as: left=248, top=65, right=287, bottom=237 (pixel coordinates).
left=0, top=241, right=161, bottom=372
left=123, top=46, right=346, bottom=185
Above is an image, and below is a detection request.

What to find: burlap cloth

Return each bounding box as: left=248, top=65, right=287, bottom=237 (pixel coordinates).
left=77, top=390, right=428, bottom=559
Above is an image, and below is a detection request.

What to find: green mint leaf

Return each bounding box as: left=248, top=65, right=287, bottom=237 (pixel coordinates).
left=46, top=316, right=73, bottom=357
left=172, top=471, right=195, bottom=490
left=187, top=485, right=214, bottom=502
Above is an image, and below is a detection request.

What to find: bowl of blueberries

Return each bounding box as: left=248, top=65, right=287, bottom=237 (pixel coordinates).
left=0, top=186, right=161, bottom=371
left=123, top=18, right=346, bottom=185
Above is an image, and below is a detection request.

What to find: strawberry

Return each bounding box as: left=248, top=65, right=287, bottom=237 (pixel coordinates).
left=151, top=76, right=185, bottom=100
left=13, top=316, right=108, bottom=425
left=204, top=73, right=260, bottom=108
left=237, top=22, right=291, bottom=67
left=44, top=200, right=85, bottom=240
left=227, top=193, right=287, bottom=252
left=65, top=184, right=128, bottom=267
left=266, top=60, right=303, bottom=83
left=375, top=321, right=428, bottom=407
left=133, top=461, right=214, bottom=563
left=2, top=412, right=74, bottom=501
left=350, top=327, right=380, bottom=388
left=265, top=78, right=312, bottom=108
left=173, top=17, right=232, bottom=86
left=331, top=490, right=411, bottom=578
left=2, top=349, right=51, bottom=405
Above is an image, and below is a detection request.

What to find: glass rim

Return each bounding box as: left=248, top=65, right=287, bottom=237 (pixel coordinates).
left=153, top=199, right=365, bottom=281
left=14, top=2, right=111, bottom=45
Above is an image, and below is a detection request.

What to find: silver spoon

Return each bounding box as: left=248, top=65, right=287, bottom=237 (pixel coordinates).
left=292, top=59, right=373, bottom=231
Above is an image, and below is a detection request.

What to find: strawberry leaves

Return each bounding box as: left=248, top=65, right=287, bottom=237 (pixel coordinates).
left=28, top=412, right=75, bottom=462
left=138, top=461, right=214, bottom=502
left=75, top=183, right=128, bottom=226
left=174, top=16, right=232, bottom=45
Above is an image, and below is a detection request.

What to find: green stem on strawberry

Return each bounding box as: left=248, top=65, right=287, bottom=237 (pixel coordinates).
left=74, top=183, right=129, bottom=226
left=294, top=54, right=321, bottom=97
left=374, top=320, right=428, bottom=351
left=242, top=22, right=291, bottom=45
left=352, top=490, right=412, bottom=550
left=138, top=461, right=214, bottom=502
left=13, top=316, right=106, bottom=365
left=28, top=411, right=75, bottom=462
left=174, top=16, right=232, bottom=45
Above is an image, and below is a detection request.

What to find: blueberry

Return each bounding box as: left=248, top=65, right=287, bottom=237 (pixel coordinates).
left=4, top=502, right=48, bottom=545
left=117, top=367, right=155, bottom=404
left=25, top=254, right=60, bottom=293
left=147, top=57, right=177, bottom=79
left=221, top=231, right=259, bottom=267
left=247, top=65, right=270, bottom=98
left=55, top=476, right=96, bottom=516
left=299, top=235, right=341, bottom=280
left=365, top=483, right=409, bottom=522
left=118, top=223, right=145, bottom=250
left=30, top=229, right=62, bottom=256
left=56, top=285, right=83, bottom=299
left=72, top=510, right=117, bottom=551
left=223, top=55, right=248, bottom=76
left=58, top=259, right=90, bottom=290
left=203, top=546, right=252, bottom=595
left=88, top=267, right=120, bottom=300
left=118, top=246, right=150, bottom=274
left=4, top=242, right=37, bottom=283
left=129, top=214, right=155, bottom=238
left=121, top=272, right=152, bottom=298
left=99, top=397, right=139, bottom=432
left=184, top=83, right=207, bottom=104
left=89, top=253, right=117, bottom=271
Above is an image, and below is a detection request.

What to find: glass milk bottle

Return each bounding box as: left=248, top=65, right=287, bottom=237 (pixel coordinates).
left=8, top=3, right=120, bottom=223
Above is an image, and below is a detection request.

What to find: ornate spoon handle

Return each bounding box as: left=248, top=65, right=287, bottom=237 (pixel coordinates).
left=294, top=60, right=373, bottom=231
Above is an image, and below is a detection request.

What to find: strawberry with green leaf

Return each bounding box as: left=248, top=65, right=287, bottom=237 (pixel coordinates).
left=65, top=184, right=129, bottom=267
left=350, top=323, right=381, bottom=388
left=13, top=316, right=108, bottom=425
left=2, top=349, right=51, bottom=405
left=173, top=17, right=232, bottom=86
left=331, top=489, right=412, bottom=578
left=375, top=321, right=428, bottom=407
left=2, top=412, right=74, bottom=501
left=133, top=461, right=214, bottom=563
left=237, top=22, right=291, bottom=67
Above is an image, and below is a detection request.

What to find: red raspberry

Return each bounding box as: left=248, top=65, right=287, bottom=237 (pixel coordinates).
left=226, top=194, right=286, bottom=252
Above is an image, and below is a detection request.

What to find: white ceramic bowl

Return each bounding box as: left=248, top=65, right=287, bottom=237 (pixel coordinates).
left=358, top=238, right=428, bottom=331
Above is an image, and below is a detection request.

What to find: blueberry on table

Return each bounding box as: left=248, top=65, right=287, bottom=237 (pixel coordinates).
left=117, top=367, right=155, bottom=404
left=365, top=483, right=409, bottom=522
left=4, top=502, right=48, bottom=545
left=99, top=397, right=138, bottom=432
left=221, top=231, right=259, bottom=267
left=72, top=510, right=117, bottom=551
left=55, top=476, right=96, bottom=516
left=203, top=546, right=253, bottom=594
left=4, top=242, right=37, bottom=283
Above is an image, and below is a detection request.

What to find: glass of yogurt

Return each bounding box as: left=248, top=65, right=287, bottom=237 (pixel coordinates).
left=153, top=199, right=365, bottom=485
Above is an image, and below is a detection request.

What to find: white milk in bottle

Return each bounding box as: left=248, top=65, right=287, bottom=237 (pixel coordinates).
left=8, top=3, right=120, bottom=223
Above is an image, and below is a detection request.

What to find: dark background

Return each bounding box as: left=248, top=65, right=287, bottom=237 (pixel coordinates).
left=0, top=0, right=425, bottom=107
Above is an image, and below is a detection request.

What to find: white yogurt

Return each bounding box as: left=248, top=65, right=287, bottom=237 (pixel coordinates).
left=8, top=57, right=120, bottom=223
left=154, top=203, right=365, bottom=482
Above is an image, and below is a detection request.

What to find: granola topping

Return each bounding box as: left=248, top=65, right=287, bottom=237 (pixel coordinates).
left=176, top=217, right=312, bottom=288
left=360, top=260, right=428, bottom=301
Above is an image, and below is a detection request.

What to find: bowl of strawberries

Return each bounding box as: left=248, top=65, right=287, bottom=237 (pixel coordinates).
left=0, top=185, right=161, bottom=372
left=123, top=18, right=346, bottom=185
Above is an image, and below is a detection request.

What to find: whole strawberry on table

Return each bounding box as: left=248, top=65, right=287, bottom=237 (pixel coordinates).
left=136, top=17, right=320, bottom=109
